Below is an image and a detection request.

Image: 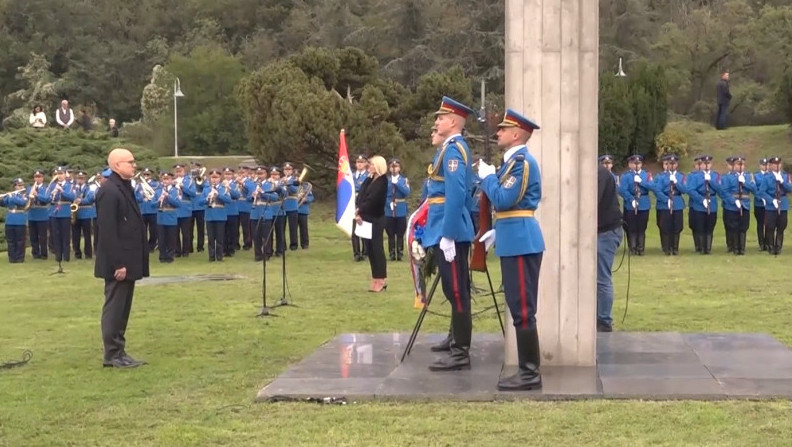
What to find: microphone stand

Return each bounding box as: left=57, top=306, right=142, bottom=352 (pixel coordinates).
left=254, top=184, right=276, bottom=318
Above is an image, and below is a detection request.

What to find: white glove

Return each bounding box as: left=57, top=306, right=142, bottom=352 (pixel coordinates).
left=704, top=173, right=711, bottom=181
left=702, top=199, right=709, bottom=208
left=633, top=175, right=642, bottom=183
left=478, top=161, right=495, bottom=179
left=667, top=199, right=672, bottom=209
left=479, top=229, right=496, bottom=251
left=738, top=174, right=745, bottom=184
left=774, top=172, right=783, bottom=182
left=735, top=199, right=742, bottom=209
left=773, top=199, right=780, bottom=209
left=390, top=202, right=395, bottom=211
left=631, top=200, right=637, bottom=209
left=762, top=199, right=767, bottom=206
left=391, top=175, right=398, bottom=184
left=411, top=240, right=425, bottom=261
left=439, top=237, right=456, bottom=262
left=669, top=175, right=677, bottom=184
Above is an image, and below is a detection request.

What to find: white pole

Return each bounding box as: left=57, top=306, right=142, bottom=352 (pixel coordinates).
left=174, top=81, right=179, bottom=158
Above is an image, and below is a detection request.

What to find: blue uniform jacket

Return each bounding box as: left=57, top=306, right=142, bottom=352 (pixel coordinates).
left=268, top=182, right=287, bottom=217
left=354, top=171, right=368, bottom=202
left=686, top=171, right=722, bottom=213
left=176, top=176, right=196, bottom=218
left=135, top=180, right=159, bottom=215
left=385, top=175, right=410, bottom=218
left=250, top=181, right=279, bottom=221
left=421, top=134, right=474, bottom=247
left=284, top=178, right=299, bottom=212
left=420, top=179, right=429, bottom=202
left=27, top=183, right=50, bottom=222
left=298, top=191, right=314, bottom=215
left=198, top=185, right=232, bottom=221
left=618, top=170, right=654, bottom=212
left=155, top=186, right=181, bottom=226
left=758, top=172, right=792, bottom=212
left=46, top=181, right=76, bottom=218
left=753, top=171, right=769, bottom=208
left=75, top=185, right=96, bottom=220
left=225, top=183, right=240, bottom=216
left=1, top=192, right=28, bottom=225
left=718, top=172, right=758, bottom=212
left=237, top=180, right=252, bottom=214
left=480, top=145, right=545, bottom=257
left=192, top=181, right=205, bottom=212
left=652, top=171, right=687, bottom=211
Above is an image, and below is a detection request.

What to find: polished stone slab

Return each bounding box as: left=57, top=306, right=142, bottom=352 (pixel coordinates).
left=256, top=332, right=792, bottom=402
left=138, top=274, right=244, bottom=286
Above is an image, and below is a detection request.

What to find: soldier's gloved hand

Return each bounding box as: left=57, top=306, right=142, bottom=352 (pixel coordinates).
left=704, top=173, right=712, bottom=181
left=738, top=173, right=746, bottom=184
left=669, top=175, right=677, bottom=184
left=774, top=171, right=783, bottom=182
left=479, top=229, right=496, bottom=251
left=633, top=175, right=642, bottom=183
left=773, top=199, right=780, bottom=209
left=762, top=198, right=767, bottom=207
left=478, top=161, right=496, bottom=179
left=631, top=200, right=637, bottom=209
left=391, top=175, right=398, bottom=184
left=439, top=237, right=456, bottom=262
left=411, top=240, right=425, bottom=261
left=667, top=199, right=672, bottom=209
left=702, top=199, right=709, bottom=208
left=735, top=199, right=742, bottom=209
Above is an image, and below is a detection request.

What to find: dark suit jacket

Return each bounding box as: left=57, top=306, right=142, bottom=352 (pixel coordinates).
left=357, top=175, right=387, bottom=221
left=717, top=79, right=732, bottom=106
left=94, top=172, right=150, bottom=281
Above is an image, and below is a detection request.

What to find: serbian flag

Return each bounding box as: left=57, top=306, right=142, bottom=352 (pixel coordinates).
left=406, top=200, right=428, bottom=308
left=335, top=129, right=356, bottom=236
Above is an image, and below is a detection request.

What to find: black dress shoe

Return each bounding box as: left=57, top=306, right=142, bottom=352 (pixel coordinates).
left=597, top=321, right=613, bottom=333
left=103, top=357, right=140, bottom=369
left=75, top=253, right=82, bottom=259
left=120, top=352, right=147, bottom=366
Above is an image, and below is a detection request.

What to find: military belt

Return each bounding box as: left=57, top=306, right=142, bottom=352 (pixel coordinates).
left=32, top=205, right=48, bottom=209
left=209, top=204, right=225, bottom=209
left=56, top=201, right=71, bottom=205
left=7, top=209, right=24, bottom=213
left=495, top=210, right=535, bottom=220
left=394, top=199, right=407, bottom=203
left=287, top=195, right=298, bottom=199
left=78, top=205, right=92, bottom=208
left=270, top=201, right=282, bottom=205
left=160, top=206, right=176, bottom=211
left=427, top=197, right=445, bottom=205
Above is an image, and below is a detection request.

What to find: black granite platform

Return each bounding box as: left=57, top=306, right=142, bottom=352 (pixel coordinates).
left=257, top=332, right=792, bottom=401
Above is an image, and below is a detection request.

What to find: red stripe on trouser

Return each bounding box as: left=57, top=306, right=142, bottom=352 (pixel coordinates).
left=518, top=256, right=528, bottom=329
left=450, top=258, right=462, bottom=312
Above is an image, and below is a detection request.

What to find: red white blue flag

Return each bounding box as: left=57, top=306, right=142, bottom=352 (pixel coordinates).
left=335, top=129, right=356, bottom=236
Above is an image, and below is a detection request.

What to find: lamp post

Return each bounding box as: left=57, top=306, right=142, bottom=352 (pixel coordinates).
left=173, top=77, right=185, bottom=158
left=616, top=57, right=627, bottom=77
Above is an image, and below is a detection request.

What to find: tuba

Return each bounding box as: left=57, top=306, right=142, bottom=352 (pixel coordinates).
left=297, top=182, right=312, bottom=206
left=194, top=166, right=207, bottom=187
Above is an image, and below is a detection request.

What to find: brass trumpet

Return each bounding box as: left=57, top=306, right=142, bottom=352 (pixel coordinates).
left=194, top=166, right=207, bottom=186
left=134, top=172, right=156, bottom=201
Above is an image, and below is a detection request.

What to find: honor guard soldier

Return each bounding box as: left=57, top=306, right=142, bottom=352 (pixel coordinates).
left=599, top=155, right=618, bottom=185
left=758, top=156, right=791, bottom=255
left=222, top=167, right=241, bottom=257
left=237, top=165, right=253, bottom=250
left=618, top=155, right=654, bottom=255
left=385, top=158, right=411, bottom=261
left=351, top=155, right=369, bottom=261
left=652, top=154, right=686, bottom=255
left=686, top=155, right=721, bottom=254
left=47, top=166, right=75, bottom=262
left=72, top=171, right=96, bottom=259
left=1, top=178, right=29, bottom=263
left=199, top=169, right=232, bottom=262
left=422, top=96, right=475, bottom=372
left=172, top=164, right=196, bottom=257
left=754, top=158, right=770, bottom=250
left=154, top=172, right=181, bottom=262
left=477, top=109, right=544, bottom=390
left=688, top=156, right=703, bottom=251
left=269, top=166, right=287, bottom=256
left=28, top=170, right=50, bottom=259
left=718, top=156, right=756, bottom=255
left=723, top=157, right=736, bottom=252
left=135, top=168, right=159, bottom=252
left=282, top=162, right=301, bottom=251
left=297, top=172, right=314, bottom=249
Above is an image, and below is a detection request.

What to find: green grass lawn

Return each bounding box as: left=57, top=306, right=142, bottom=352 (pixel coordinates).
left=2, top=206, right=792, bottom=446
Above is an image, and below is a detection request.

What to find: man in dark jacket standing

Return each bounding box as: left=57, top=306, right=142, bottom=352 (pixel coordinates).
left=597, top=164, right=622, bottom=332
left=716, top=71, right=732, bottom=130
left=95, top=148, right=150, bottom=368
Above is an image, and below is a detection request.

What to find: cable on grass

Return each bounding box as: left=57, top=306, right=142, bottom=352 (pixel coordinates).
left=1, top=350, right=32, bottom=370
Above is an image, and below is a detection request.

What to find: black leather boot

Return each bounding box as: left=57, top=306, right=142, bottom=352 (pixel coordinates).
left=660, top=233, right=669, bottom=255
left=672, top=233, right=680, bottom=255
left=396, top=247, right=403, bottom=261
left=693, top=232, right=701, bottom=253
left=497, top=327, right=542, bottom=391
left=737, top=232, right=746, bottom=255
left=628, top=233, right=637, bottom=255
left=429, top=311, right=471, bottom=371
left=705, top=234, right=713, bottom=254
left=775, top=232, right=784, bottom=255
left=726, top=230, right=734, bottom=253
left=430, top=323, right=453, bottom=352
left=637, top=233, right=646, bottom=255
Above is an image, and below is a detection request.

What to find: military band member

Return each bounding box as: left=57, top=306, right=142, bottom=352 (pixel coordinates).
left=250, top=166, right=275, bottom=262
left=28, top=170, right=50, bottom=259
left=154, top=172, right=181, bottom=263
left=385, top=158, right=410, bottom=261
left=135, top=168, right=159, bottom=252
left=618, top=154, right=653, bottom=255
left=191, top=163, right=206, bottom=253
left=718, top=156, right=756, bottom=255
left=47, top=166, right=75, bottom=262
left=477, top=109, right=544, bottom=390
left=686, top=155, right=721, bottom=254
left=173, top=164, right=196, bottom=257
left=198, top=169, right=232, bottom=262
left=72, top=171, right=96, bottom=259
left=758, top=156, right=791, bottom=255
left=222, top=168, right=241, bottom=257
left=422, top=96, right=475, bottom=372
left=282, top=162, right=300, bottom=251
left=269, top=166, right=287, bottom=256
left=754, top=158, right=769, bottom=250
left=1, top=178, right=28, bottom=263
left=237, top=165, right=253, bottom=251
left=688, top=156, right=703, bottom=252
left=652, top=154, right=686, bottom=255
left=352, top=155, right=369, bottom=261
left=297, top=177, right=314, bottom=249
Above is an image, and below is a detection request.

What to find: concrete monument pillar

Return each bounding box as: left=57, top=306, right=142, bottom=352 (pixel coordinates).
left=503, top=0, right=599, bottom=366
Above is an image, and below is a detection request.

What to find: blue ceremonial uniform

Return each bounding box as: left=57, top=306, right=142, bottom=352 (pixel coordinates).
left=618, top=167, right=654, bottom=255
left=718, top=169, right=757, bottom=255
left=351, top=169, right=369, bottom=259
left=223, top=181, right=241, bottom=257
left=284, top=175, right=300, bottom=250
left=754, top=168, right=769, bottom=249
left=175, top=175, right=196, bottom=256
left=155, top=185, right=181, bottom=262
left=385, top=174, right=411, bottom=260
left=297, top=189, right=314, bottom=249
left=250, top=179, right=279, bottom=260
left=238, top=178, right=253, bottom=250
left=652, top=169, right=687, bottom=255
left=757, top=168, right=792, bottom=254
left=47, top=180, right=75, bottom=262
left=198, top=184, right=231, bottom=261
left=1, top=190, right=28, bottom=262
left=686, top=169, right=722, bottom=254
left=135, top=179, right=159, bottom=251
left=72, top=183, right=96, bottom=259
left=27, top=182, right=50, bottom=259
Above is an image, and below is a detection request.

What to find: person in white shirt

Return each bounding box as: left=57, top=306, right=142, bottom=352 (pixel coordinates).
left=55, top=99, right=75, bottom=129
left=29, top=105, right=47, bottom=128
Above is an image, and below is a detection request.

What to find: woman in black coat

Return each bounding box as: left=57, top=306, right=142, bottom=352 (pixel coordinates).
left=356, top=155, right=388, bottom=292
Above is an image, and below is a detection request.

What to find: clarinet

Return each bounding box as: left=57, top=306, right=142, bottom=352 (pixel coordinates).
left=633, top=171, right=640, bottom=216
left=669, top=171, right=675, bottom=216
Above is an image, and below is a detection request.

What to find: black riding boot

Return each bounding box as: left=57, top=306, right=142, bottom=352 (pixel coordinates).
left=775, top=232, right=784, bottom=255
left=672, top=233, right=680, bottom=255
left=693, top=232, right=701, bottom=253
left=430, top=322, right=453, bottom=352
left=705, top=233, right=713, bottom=254
left=637, top=233, right=646, bottom=255
left=628, top=233, right=638, bottom=255
left=737, top=232, right=746, bottom=255
left=660, top=233, right=669, bottom=255
left=429, top=311, right=471, bottom=371
left=497, top=327, right=542, bottom=391
left=726, top=230, right=734, bottom=253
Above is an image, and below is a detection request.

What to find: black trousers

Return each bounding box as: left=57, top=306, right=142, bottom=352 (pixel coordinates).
left=364, top=216, right=387, bottom=279
left=206, top=220, right=225, bottom=261
left=224, top=215, right=239, bottom=256
left=273, top=215, right=286, bottom=255
left=286, top=211, right=299, bottom=250
left=239, top=212, right=251, bottom=249
left=253, top=217, right=273, bottom=260
left=351, top=221, right=367, bottom=257
left=157, top=225, right=177, bottom=262
left=101, top=279, right=136, bottom=361
left=50, top=217, right=71, bottom=262
left=192, top=210, right=205, bottom=251
left=433, top=242, right=471, bottom=313
left=29, top=220, right=48, bottom=258
left=690, top=209, right=718, bottom=234
left=385, top=216, right=407, bottom=258
left=657, top=209, right=683, bottom=235
left=723, top=209, right=750, bottom=232
left=142, top=213, right=158, bottom=251
left=297, top=213, right=309, bottom=248
left=176, top=217, right=191, bottom=256
left=755, top=207, right=766, bottom=248
left=765, top=210, right=788, bottom=252
left=5, top=224, right=26, bottom=262
left=501, top=253, right=543, bottom=330
left=71, top=218, right=93, bottom=258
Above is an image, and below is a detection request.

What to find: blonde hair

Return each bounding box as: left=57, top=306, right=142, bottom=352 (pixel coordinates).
left=369, top=155, right=387, bottom=177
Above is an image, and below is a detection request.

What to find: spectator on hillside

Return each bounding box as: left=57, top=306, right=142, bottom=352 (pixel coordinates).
left=716, top=71, right=732, bottom=130
left=29, top=105, right=47, bottom=128
left=108, top=118, right=119, bottom=137
left=78, top=108, right=92, bottom=131
left=55, top=99, right=75, bottom=129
